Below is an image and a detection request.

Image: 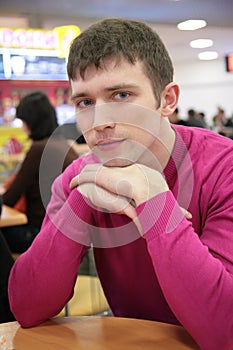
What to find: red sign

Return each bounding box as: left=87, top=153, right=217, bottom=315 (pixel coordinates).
left=226, top=53, right=233, bottom=72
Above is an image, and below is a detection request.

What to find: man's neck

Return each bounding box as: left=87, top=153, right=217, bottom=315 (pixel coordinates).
left=139, top=117, right=176, bottom=171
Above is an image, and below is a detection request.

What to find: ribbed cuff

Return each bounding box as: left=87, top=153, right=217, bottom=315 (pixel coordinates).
left=67, top=188, right=93, bottom=222
left=136, top=191, right=184, bottom=241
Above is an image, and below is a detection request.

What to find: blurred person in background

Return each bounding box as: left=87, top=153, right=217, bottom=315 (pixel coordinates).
left=1, top=91, right=77, bottom=253
left=196, top=111, right=209, bottom=128
left=212, top=106, right=233, bottom=138
left=186, top=108, right=206, bottom=128
left=168, top=107, right=189, bottom=126
left=212, top=107, right=228, bottom=135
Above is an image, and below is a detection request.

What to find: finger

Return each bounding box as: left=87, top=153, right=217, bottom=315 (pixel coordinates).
left=97, top=189, right=132, bottom=215
left=69, top=174, right=80, bottom=189
left=77, top=182, right=144, bottom=236
left=78, top=182, right=131, bottom=215
left=180, top=207, right=192, bottom=219
left=133, top=216, right=144, bottom=237
left=103, top=196, right=143, bottom=238
left=69, top=164, right=102, bottom=189
left=70, top=166, right=118, bottom=195
left=122, top=205, right=144, bottom=237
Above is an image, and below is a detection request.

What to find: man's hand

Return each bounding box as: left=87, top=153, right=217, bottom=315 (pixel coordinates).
left=70, top=163, right=169, bottom=206
left=70, top=163, right=167, bottom=236
left=69, top=163, right=192, bottom=236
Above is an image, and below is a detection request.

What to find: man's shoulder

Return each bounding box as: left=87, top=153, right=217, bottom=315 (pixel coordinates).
left=173, top=123, right=230, bottom=141
left=173, top=123, right=233, bottom=154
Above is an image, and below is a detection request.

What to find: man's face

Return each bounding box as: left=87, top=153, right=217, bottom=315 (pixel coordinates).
left=70, top=58, right=163, bottom=167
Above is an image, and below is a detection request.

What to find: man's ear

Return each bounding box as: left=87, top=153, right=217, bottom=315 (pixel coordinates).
left=160, top=82, right=180, bottom=116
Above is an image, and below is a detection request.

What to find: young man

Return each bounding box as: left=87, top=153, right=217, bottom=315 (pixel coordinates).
left=8, top=19, right=233, bottom=350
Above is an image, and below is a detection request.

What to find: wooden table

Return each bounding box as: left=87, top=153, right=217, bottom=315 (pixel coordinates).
left=0, top=204, right=27, bottom=227
left=0, top=316, right=199, bottom=349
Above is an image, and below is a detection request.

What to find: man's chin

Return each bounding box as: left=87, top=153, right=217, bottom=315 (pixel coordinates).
left=102, top=158, right=135, bottom=167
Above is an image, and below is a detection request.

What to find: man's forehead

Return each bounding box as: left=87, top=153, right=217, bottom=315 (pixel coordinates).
left=71, top=57, right=142, bottom=82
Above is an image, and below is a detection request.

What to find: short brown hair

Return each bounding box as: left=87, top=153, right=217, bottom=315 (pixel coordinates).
left=67, top=18, right=174, bottom=104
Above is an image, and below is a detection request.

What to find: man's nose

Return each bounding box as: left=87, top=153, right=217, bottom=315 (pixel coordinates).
left=92, top=104, right=116, bottom=131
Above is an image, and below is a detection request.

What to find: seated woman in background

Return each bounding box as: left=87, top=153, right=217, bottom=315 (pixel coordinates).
left=1, top=91, right=78, bottom=253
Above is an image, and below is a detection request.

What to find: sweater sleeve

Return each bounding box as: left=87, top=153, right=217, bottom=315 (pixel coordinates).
left=2, top=145, right=39, bottom=206
left=8, top=163, right=93, bottom=327
left=137, top=191, right=233, bottom=350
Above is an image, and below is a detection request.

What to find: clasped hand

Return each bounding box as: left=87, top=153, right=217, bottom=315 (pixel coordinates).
left=69, top=163, right=191, bottom=236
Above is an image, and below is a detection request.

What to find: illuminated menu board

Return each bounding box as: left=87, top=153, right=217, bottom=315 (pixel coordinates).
left=0, top=25, right=80, bottom=81
left=0, top=48, right=68, bottom=80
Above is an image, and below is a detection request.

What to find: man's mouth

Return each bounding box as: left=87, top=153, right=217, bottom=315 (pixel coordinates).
left=96, top=138, right=125, bottom=150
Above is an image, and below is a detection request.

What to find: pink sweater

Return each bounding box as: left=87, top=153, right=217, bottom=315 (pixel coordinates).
left=9, top=125, right=233, bottom=350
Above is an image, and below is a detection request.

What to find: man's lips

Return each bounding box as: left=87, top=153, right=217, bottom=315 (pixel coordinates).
left=95, top=138, right=125, bottom=150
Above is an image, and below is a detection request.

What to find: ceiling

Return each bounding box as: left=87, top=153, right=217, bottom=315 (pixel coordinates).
left=0, top=0, right=233, bottom=64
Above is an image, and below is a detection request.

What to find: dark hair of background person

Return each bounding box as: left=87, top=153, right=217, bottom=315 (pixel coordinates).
left=67, top=18, right=174, bottom=107
left=16, top=91, right=59, bottom=141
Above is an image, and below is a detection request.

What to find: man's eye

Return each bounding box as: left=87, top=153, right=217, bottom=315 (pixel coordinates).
left=77, top=99, right=93, bottom=108
left=115, top=91, right=130, bottom=100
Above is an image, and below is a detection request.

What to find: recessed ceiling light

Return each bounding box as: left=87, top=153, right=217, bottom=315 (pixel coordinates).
left=190, top=39, right=213, bottom=48
left=198, top=51, right=219, bottom=60
left=177, top=19, right=207, bottom=30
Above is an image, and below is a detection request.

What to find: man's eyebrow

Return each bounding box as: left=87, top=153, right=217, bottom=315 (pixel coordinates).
left=104, top=84, right=138, bottom=91
left=70, top=92, right=87, bottom=101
